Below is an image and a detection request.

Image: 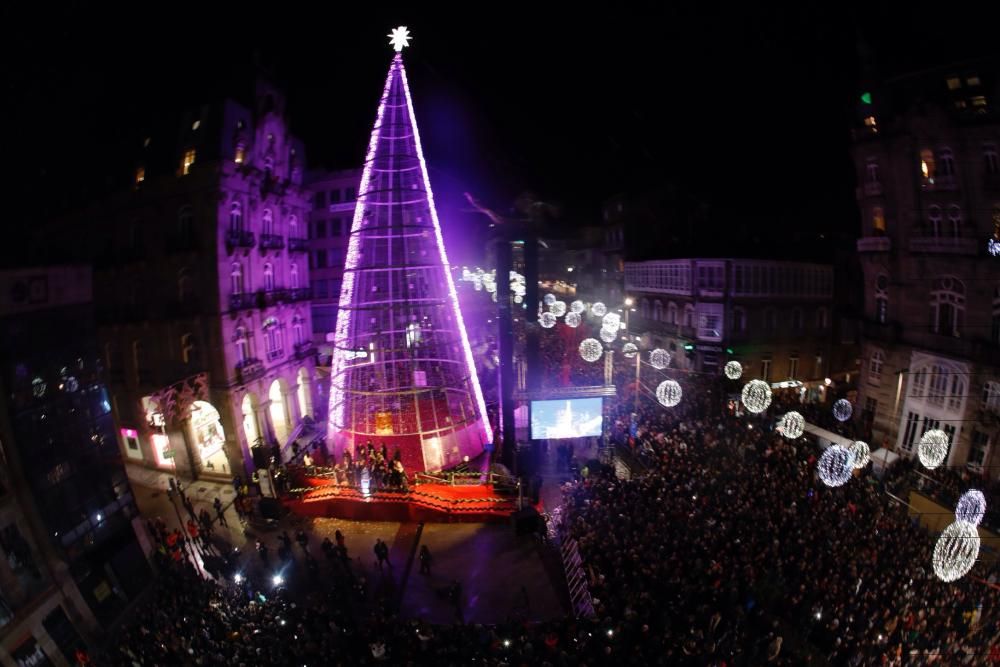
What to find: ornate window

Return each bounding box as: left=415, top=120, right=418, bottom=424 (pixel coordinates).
left=262, top=209, right=273, bottom=236
left=230, top=201, right=243, bottom=232
left=947, top=205, right=962, bottom=237
left=928, top=205, right=943, bottom=236
left=292, top=315, right=305, bottom=346
left=263, top=317, right=283, bottom=360
left=652, top=300, right=663, bottom=321
left=263, top=263, right=274, bottom=292
left=984, top=381, right=1000, bottom=413
left=816, top=307, right=829, bottom=330
left=235, top=326, right=250, bottom=363
left=288, top=215, right=298, bottom=239
left=868, top=349, right=884, bottom=385
left=230, top=263, right=243, bottom=294
left=872, top=206, right=886, bottom=234
left=666, top=302, right=677, bottom=325
left=930, top=276, right=965, bottom=337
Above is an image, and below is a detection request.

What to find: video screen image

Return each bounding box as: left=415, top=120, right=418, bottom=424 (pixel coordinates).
left=530, top=398, right=603, bottom=440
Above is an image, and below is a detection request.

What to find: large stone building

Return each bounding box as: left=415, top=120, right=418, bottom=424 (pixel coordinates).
left=54, top=81, right=319, bottom=481
left=852, top=61, right=1000, bottom=472
left=0, top=266, right=149, bottom=665
left=625, top=258, right=849, bottom=391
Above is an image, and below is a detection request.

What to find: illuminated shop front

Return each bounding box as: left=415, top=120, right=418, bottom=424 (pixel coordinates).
left=189, top=400, right=228, bottom=474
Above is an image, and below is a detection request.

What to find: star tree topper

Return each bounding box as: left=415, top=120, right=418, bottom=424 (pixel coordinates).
left=388, top=26, right=411, bottom=52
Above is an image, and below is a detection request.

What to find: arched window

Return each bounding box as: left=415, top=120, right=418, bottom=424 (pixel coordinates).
left=791, top=308, right=803, bottom=331
left=683, top=304, right=694, bottom=328
left=984, top=381, right=1000, bottom=413
left=292, top=315, right=305, bottom=346
left=264, top=155, right=274, bottom=180
left=928, top=205, right=942, bottom=236
left=178, top=205, right=193, bottom=239
left=262, top=209, right=273, bottom=236
left=865, top=157, right=879, bottom=185
left=667, top=302, right=678, bottom=325
left=230, top=263, right=243, bottom=294
left=816, top=307, right=829, bottom=330
left=234, top=326, right=250, bottom=363
left=289, top=264, right=299, bottom=289
left=875, top=274, right=889, bottom=324
left=653, top=300, right=663, bottom=321
left=920, top=148, right=936, bottom=182
left=178, top=268, right=193, bottom=302
left=181, top=333, right=199, bottom=365
left=732, top=307, right=746, bottom=333
left=230, top=201, right=243, bottom=232
left=640, top=299, right=650, bottom=319
left=872, top=206, right=886, bottom=234
left=931, top=276, right=965, bottom=337
left=263, top=263, right=274, bottom=292
left=263, top=317, right=282, bottom=360
left=939, top=147, right=956, bottom=177
left=869, top=349, right=884, bottom=385
left=288, top=215, right=298, bottom=239
left=947, top=205, right=962, bottom=237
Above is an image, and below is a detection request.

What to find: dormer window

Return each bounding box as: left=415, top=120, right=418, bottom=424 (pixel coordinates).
left=182, top=149, right=196, bottom=176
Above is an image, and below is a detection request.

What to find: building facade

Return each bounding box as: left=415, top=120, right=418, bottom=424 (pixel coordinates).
left=67, top=81, right=317, bottom=481
left=852, top=63, right=1000, bottom=472
left=0, top=266, right=149, bottom=666
left=625, top=258, right=844, bottom=388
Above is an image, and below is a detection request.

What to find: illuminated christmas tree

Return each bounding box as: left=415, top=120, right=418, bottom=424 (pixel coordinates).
left=327, top=27, right=492, bottom=471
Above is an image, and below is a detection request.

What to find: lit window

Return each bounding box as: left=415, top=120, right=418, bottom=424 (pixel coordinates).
left=135, top=166, right=145, bottom=184
left=968, top=75, right=982, bottom=86
left=872, top=207, right=885, bottom=234
left=235, top=143, right=246, bottom=164
left=182, top=149, right=196, bottom=175
left=192, top=120, right=201, bottom=130
left=863, top=115, right=877, bottom=132
left=938, top=148, right=955, bottom=177
left=946, top=77, right=962, bottom=90
left=920, top=149, right=935, bottom=181
left=972, top=95, right=988, bottom=108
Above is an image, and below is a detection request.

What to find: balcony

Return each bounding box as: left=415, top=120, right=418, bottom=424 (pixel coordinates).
left=225, top=230, right=255, bottom=249
left=857, top=237, right=891, bottom=253
left=256, top=289, right=286, bottom=308
left=288, top=237, right=309, bottom=253
left=235, top=358, right=265, bottom=384
left=229, top=292, right=255, bottom=311
left=266, top=348, right=284, bottom=362
left=863, top=182, right=883, bottom=196
left=908, top=236, right=978, bottom=256
left=259, top=234, right=285, bottom=250
left=287, top=287, right=311, bottom=302
left=294, top=341, right=317, bottom=359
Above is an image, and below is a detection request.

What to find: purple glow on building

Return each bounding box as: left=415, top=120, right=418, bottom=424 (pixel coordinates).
left=327, top=53, right=491, bottom=471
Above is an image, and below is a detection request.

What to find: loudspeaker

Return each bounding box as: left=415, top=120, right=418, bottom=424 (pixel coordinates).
left=512, top=506, right=540, bottom=535
left=258, top=497, right=283, bottom=520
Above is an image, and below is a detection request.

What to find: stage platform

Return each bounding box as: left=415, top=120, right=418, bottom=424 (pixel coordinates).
left=284, top=479, right=519, bottom=523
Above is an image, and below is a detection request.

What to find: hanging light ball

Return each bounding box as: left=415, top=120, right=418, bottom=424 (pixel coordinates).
left=724, top=361, right=743, bottom=380
left=622, top=343, right=638, bottom=359
left=848, top=440, right=871, bottom=469
left=649, top=348, right=671, bottom=370
left=591, top=302, right=607, bottom=317
left=741, top=380, right=773, bottom=414
left=656, top=380, right=683, bottom=408
left=514, top=294, right=523, bottom=304
left=817, top=445, right=856, bottom=488
left=570, top=300, right=585, bottom=314
left=564, top=312, right=581, bottom=328
left=956, top=490, right=987, bottom=526
left=778, top=411, right=805, bottom=439
left=550, top=301, right=567, bottom=317
left=602, top=312, right=621, bottom=330
left=543, top=293, right=556, bottom=306
left=932, top=521, right=980, bottom=582
left=918, top=429, right=950, bottom=470
left=539, top=312, right=557, bottom=328
left=579, top=338, right=603, bottom=363
left=832, top=399, right=853, bottom=422
left=599, top=327, right=617, bottom=343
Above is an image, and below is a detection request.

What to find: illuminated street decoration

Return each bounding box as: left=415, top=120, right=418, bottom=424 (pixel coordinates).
left=656, top=380, right=682, bottom=407
left=778, top=411, right=804, bottom=439
left=956, top=490, right=986, bottom=526
left=544, top=293, right=556, bottom=306
left=550, top=300, right=567, bottom=317
left=724, top=361, right=743, bottom=380
left=832, top=399, right=853, bottom=422
left=579, top=338, right=603, bottom=363
left=740, top=380, right=772, bottom=414
left=540, top=312, right=557, bottom=328
left=649, top=348, right=670, bottom=370
left=570, top=300, right=585, bottom=314
left=387, top=26, right=411, bottom=51
left=818, top=445, right=855, bottom=487
left=328, top=37, right=490, bottom=471
left=622, top=342, right=638, bottom=359
left=933, top=520, right=980, bottom=582
left=602, top=312, right=621, bottom=330
left=918, top=429, right=950, bottom=469
left=564, top=312, right=581, bottom=328
left=591, top=302, right=607, bottom=317
left=599, top=326, right=617, bottom=343
left=849, top=440, right=870, bottom=469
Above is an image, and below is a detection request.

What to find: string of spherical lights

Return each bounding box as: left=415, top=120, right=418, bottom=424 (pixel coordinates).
left=622, top=343, right=638, bottom=359
left=543, top=293, right=556, bottom=307
left=550, top=300, right=567, bottom=317
left=570, top=300, right=585, bottom=314
left=579, top=338, right=603, bottom=363
left=564, top=312, right=581, bottom=328
left=817, top=445, right=855, bottom=487
left=724, top=361, right=743, bottom=380
left=539, top=312, right=557, bottom=328
left=848, top=440, right=870, bottom=469
left=955, top=490, right=986, bottom=526
left=740, top=380, right=772, bottom=414
left=649, top=348, right=671, bottom=370
left=917, top=429, right=950, bottom=469
left=932, top=520, right=980, bottom=582
left=832, top=399, right=853, bottom=422
left=599, top=327, right=617, bottom=343
left=656, top=380, right=682, bottom=408
left=602, top=313, right=621, bottom=330
left=591, top=302, right=607, bottom=317
left=778, top=411, right=805, bottom=439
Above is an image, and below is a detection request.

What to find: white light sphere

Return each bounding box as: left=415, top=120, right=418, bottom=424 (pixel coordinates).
left=539, top=312, right=557, bottom=328
left=599, top=327, right=617, bottom=343
left=741, top=380, right=773, bottom=414
left=649, top=348, right=671, bottom=370
left=817, top=445, right=856, bottom=487
left=591, top=302, right=607, bottom=317
left=579, top=338, right=603, bottom=363
left=602, top=313, right=621, bottom=330
left=570, top=300, right=585, bottom=314
left=622, top=343, right=638, bottom=359
left=564, top=312, right=581, bottom=328
left=832, top=399, right=853, bottom=422
left=778, top=411, right=805, bottom=439
left=550, top=300, right=567, bottom=317
left=724, top=361, right=743, bottom=380
left=932, top=521, right=980, bottom=582
left=543, top=293, right=556, bottom=306
left=514, top=294, right=523, bottom=304
left=848, top=440, right=871, bottom=469
left=956, top=490, right=987, bottom=526
left=656, top=380, right=682, bottom=408
left=918, top=429, right=950, bottom=470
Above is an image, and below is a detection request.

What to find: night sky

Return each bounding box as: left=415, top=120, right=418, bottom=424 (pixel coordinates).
left=4, top=3, right=995, bottom=264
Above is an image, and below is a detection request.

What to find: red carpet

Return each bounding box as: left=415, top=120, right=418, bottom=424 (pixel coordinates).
left=284, top=481, right=518, bottom=523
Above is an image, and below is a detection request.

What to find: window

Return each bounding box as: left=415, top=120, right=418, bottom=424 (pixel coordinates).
left=984, top=381, right=1000, bottom=413
left=969, top=431, right=990, bottom=469
left=263, top=263, right=274, bottom=291
left=791, top=308, right=803, bottom=331
left=329, top=189, right=341, bottom=203
left=345, top=187, right=355, bottom=200
left=234, top=142, right=246, bottom=164
left=864, top=396, right=878, bottom=416
left=263, top=317, right=283, bottom=360
left=683, top=304, right=694, bottom=328
left=314, top=250, right=327, bottom=270
left=314, top=191, right=326, bottom=208
left=312, top=280, right=329, bottom=299
left=947, top=77, right=962, bottom=90
left=788, top=355, right=799, bottom=379
left=816, top=307, right=829, bottom=330
left=290, top=264, right=299, bottom=289
left=901, top=411, right=919, bottom=452
left=947, top=205, right=962, bottom=237
left=181, top=333, right=199, bottom=365
left=931, top=276, right=965, bottom=337
left=330, top=218, right=342, bottom=236
left=938, top=148, right=956, bottom=177
left=230, top=202, right=243, bottom=232
left=640, top=299, right=650, bottom=319
left=763, top=308, right=776, bottom=331
left=872, top=206, right=886, bottom=234
left=262, top=209, right=273, bottom=236
left=653, top=300, right=663, bottom=321
left=292, top=316, right=305, bottom=346
left=815, top=353, right=824, bottom=378
left=178, top=268, right=193, bottom=302
left=968, top=75, right=982, bottom=86
left=178, top=205, right=194, bottom=239
left=986, top=144, right=999, bottom=175
left=182, top=149, right=196, bottom=175
left=667, top=302, right=677, bottom=325
left=288, top=215, right=298, bottom=239
left=865, top=157, right=879, bottom=185
left=135, top=166, right=145, bottom=184
left=868, top=349, right=884, bottom=385
left=315, top=220, right=327, bottom=238
left=920, top=149, right=936, bottom=182
left=928, top=205, right=942, bottom=236
left=231, top=263, right=243, bottom=294
left=732, top=307, right=746, bottom=333
left=263, top=155, right=274, bottom=180
left=761, top=357, right=772, bottom=381
left=875, top=274, right=889, bottom=324
left=235, top=326, right=250, bottom=363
